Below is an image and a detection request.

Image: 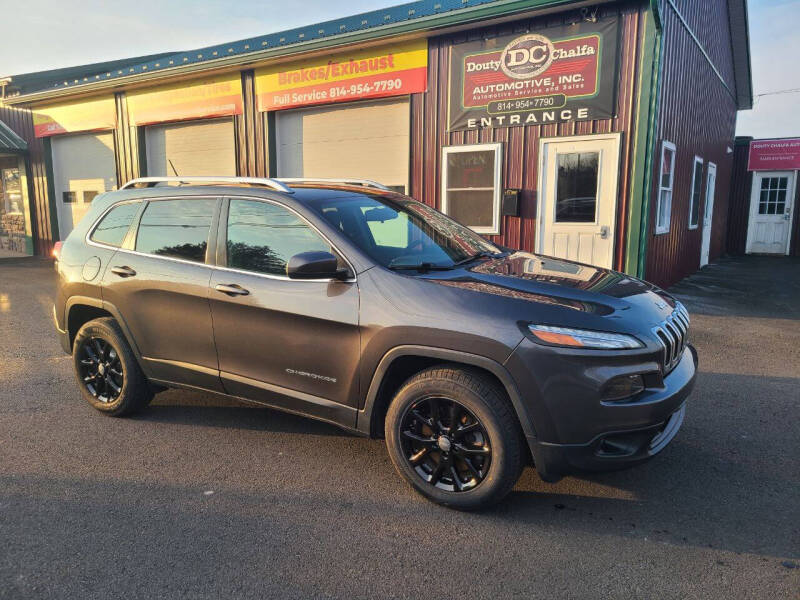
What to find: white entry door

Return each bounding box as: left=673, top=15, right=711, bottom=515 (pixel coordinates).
left=746, top=171, right=797, bottom=254
left=538, top=134, right=620, bottom=269
left=51, top=132, right=117, bottom=240
left=700, top=162, right=717, bottom=267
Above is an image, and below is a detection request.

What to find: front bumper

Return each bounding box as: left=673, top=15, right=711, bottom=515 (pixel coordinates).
left=518, top=344, right=697, bottom=481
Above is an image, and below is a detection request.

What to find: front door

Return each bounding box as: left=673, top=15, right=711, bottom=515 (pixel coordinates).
left=538, top=134, right=620, bottom=269
left=700, top=162, right=717, bottom=267
left=209, top=197, right=361, bottom=425
left=746, top=171, right=796, bottom=254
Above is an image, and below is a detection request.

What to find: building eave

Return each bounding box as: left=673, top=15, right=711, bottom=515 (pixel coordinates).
left=3, top=0, right=599, bottom=106
left=728, top=0, right=753, bottom=110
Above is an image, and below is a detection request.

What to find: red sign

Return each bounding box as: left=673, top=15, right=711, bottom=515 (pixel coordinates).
left=748, top=138, right=800, bottom=171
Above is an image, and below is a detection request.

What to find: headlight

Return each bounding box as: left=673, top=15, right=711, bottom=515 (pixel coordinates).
left=528, top=324, right=643, bottom=350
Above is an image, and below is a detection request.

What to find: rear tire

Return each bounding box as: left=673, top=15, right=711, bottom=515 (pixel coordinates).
left=385, top=365, right=524, bottom=510
left=72, top=317, right=153, bottom=417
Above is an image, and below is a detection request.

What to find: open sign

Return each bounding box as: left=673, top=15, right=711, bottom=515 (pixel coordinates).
left=500, top=34, right=556, bottom=80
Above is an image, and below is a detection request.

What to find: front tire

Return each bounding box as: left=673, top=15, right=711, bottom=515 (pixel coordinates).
left=385, top=366, right=524, bottom=510
left=72, top=317, right=153, bottom=417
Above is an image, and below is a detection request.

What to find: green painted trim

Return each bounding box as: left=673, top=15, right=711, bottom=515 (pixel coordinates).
left=7, top=0, right=582, bottom=106
left=633, top=1, right=664, bottom=279
left=624, top=10, right=657, bottom=275
left=42, top=137, right=60, bottom=243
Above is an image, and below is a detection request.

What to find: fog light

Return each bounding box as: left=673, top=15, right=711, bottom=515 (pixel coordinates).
left=603, top=375, right=645, bottom=402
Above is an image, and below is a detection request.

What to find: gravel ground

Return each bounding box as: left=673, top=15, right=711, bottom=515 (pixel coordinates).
left=0, top=255, right=797, bottom=599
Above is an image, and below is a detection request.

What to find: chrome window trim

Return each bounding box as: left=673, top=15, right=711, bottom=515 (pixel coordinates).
left=87, top=193, right=358, bottom=284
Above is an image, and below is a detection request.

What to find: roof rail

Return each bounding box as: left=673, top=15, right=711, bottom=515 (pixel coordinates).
left=120, top=176, right=293, bottom=194
left=276, top=178, right=391, bottom=191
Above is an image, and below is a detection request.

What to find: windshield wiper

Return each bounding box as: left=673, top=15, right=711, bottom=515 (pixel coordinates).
left=451, top=251, right=506, bottom=267
left=388, top=262, right=454, bottom=272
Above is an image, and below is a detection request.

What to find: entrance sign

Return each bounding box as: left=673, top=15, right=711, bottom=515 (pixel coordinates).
left=127, top=74, right=243, bottom=126
left=32, top=96, right=116, bottom=137
left=255, top=39, right=428, bottom=111
left=448, top=19, right=619, bottom=131
left=747, top=138, right=800, bottom=171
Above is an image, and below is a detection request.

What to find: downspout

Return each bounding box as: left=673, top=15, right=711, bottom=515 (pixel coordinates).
left=636, top=0, right=664, bottom=278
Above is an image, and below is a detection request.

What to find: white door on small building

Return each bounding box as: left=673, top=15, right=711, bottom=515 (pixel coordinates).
left=537, top=134, right=620, bottom=269
left=275, top=98, right=410, bottom=192
left=51, top=132, right=117, bottom=240
left=746, top=170, right=796, bottom=254
left=700, top=162, right=717, bottom=267
left=145, top=118, right=236, bottom=177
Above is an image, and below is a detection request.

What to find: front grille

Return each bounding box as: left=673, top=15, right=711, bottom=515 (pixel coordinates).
left=653, top=302, right=690, bottom=374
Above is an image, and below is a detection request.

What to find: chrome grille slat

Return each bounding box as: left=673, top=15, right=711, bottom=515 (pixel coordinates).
left=652, top=302, right=690, bottom=374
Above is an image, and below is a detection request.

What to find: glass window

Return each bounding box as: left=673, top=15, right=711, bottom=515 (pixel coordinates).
left=90, top=202, right=140, bottom=248
left=306, top=192, right=500, bottom=271
left=688, top=157, right=703, bottom=229
left=135, top=198, right=216, bottom=263
left=656, top=141, right=676, bottom=234
left=758, top=176, right=788, bottom=215
left=226, top=199, right=331, bottom=276
left=555, top=152, right=599, bottom=223
left=442, top=144, right=502, bottom=234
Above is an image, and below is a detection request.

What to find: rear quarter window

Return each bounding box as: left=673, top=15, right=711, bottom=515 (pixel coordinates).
left=90, top=202, right=140, bottom=247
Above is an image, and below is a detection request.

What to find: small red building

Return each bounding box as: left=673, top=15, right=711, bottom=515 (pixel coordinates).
left=0, top=0, right=751, bottom=288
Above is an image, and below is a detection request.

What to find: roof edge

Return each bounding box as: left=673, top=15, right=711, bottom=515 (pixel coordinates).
left=3, top=0, right=594, bottom=106
left=728, top=0, right=753, bottom=110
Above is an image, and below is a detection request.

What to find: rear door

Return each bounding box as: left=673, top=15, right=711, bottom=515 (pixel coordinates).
left=100, top=196, right=223, bottom=391
left=746, top=171, right=796, bottom=254
left=209, top=196, right=360, bottom=424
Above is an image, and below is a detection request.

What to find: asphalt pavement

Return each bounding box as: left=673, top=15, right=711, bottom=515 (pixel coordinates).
left=0, top=255, right=798, bottom=599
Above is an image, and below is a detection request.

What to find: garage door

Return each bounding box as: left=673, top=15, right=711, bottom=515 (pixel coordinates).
left=51, top=132, right=117, bottom=240
left=145, top=118, right=236, bottom=178
left=276, top=99, right=410, bottom=192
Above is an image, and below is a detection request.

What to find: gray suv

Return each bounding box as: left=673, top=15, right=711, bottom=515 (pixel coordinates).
left=54, top=177, right=696, bottom=510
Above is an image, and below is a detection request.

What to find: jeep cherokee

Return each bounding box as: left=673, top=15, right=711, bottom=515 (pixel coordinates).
left=53, top=176, right=696, bottom=510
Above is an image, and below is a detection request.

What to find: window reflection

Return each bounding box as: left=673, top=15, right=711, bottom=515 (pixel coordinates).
left=556, top=152, right=598, bottom=223
left=135, top=198, right=215, bottom=263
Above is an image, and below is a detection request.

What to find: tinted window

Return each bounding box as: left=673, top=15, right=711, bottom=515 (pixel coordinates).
left=226, top=199, right=330, bottom=276
left=90, top=202, right=140, bottom=247
left=135, top=198, right=216, bottom=263
left=556, top=152, right=598, bottom=223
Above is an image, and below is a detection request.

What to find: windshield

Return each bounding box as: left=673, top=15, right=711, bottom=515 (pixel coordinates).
left=305, top=192, right=501, bottom=269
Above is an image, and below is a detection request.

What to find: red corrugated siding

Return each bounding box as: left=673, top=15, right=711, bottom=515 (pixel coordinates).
left=645, top=0, right=738, bottom=288
left=409, top=2, right=647, bottom=271
left=0, top=102, right=52, bottom=256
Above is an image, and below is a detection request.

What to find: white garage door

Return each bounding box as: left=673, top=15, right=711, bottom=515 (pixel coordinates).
left=51, top=132, right=117, bottom=240
left=276, top=99, right=410, bottom=192
left=145, top=118, right=236, bottom=177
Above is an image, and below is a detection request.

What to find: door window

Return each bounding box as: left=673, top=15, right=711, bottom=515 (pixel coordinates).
left=135, top=198, right=216, bottom=263
left=555, top=152, right=599, bottom=223
left=441, top=143, right=503, bottom=235
left=226, top=199, right=331, bottom=276
left=688, top=157, right=703, bottom=229
left=758, top=176, right=788, bottom=215
left=90, top=202, right=140, bottom=247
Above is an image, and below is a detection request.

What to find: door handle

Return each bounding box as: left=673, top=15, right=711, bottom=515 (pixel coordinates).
left=111, top=265, right=137, bottom=278
left=215, top=283, right=250, bottom=296
left=598, top=226, right=610, bottom=239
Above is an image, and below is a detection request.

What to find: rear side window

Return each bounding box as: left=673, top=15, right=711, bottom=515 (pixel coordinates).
left=90, top=202, right=140, bottom=247
left=135, top=198, right=216, bottom=263
left=226, top=199, right=330, bottom=276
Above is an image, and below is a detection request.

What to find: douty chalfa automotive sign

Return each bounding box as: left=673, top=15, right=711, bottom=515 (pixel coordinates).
left=448, top=19, right=620, bottom=131
left=255, top=40, right=428, bottom=111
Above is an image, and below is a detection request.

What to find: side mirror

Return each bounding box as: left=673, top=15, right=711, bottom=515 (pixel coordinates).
left=287, top=251, right=349, bottom=280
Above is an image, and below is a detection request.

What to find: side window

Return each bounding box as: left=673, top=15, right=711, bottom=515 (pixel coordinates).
left=90, top=202, right=140, bottom=247
left=226, top=199, right=331, bottom=276
left=655, top=141, right=676, bottom=234
left=135, top=198, right=216, bottom=263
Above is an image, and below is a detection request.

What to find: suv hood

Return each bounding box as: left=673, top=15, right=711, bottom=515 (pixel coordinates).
left=424, top=252, right=675, bottom=323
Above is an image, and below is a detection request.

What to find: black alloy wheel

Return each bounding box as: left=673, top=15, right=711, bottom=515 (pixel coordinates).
left=399, top=396, right=492, bottom=492
left=78, top=337, right=124, bottom=403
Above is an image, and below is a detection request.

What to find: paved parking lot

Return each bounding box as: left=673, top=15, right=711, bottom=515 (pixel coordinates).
left=0, top=255, right=798, bottom=599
